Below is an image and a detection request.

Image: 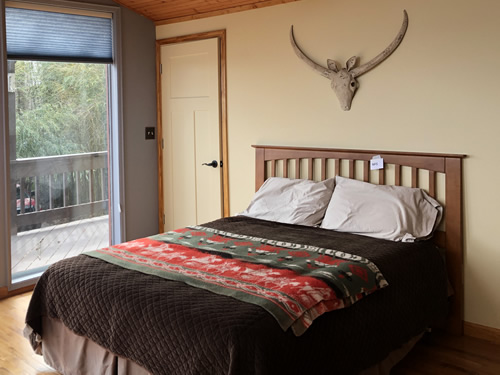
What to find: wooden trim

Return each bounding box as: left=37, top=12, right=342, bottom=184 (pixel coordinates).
left=156, top=30, right=227, bottom=46
left=0, top=284, right=34, bottom=300
left=363, top=161, right=369, bottom=182
left=253, top=146, right=452, bottom=173
left=395, top=164, right=401, bottom=186
left=251, top=144, right=466, bottom=160
left=219, top=30, right=230, bottom=217
left=444, top=157, right=464, bottom=335
left=429, top=170, right=436, bottom=198
left=411, top=167, right=418, bottom=188
left=348, top=160, right=354, bottom=179
left=320, top=158, right=326, bottom=180
left=464, top=321, right=500, bottom=344
left=154, top=0, right=300, bottom=26
left=156, top=30, right=229, bottom=231
left=378, top=169, right=385, bottom=185
left=251, top=144, right=466, bottom=336
left=155, top=39, right=163, bottom=232
left=10, top=151, right=107, bottom=179
left=16, top=201, right=107, bottom=227
left=255, top=148, right=265, bottom=191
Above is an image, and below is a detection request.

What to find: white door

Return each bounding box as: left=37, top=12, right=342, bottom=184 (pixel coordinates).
left=161, top=38, right=222, bottom=231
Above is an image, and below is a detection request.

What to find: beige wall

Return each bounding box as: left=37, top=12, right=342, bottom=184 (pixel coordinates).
left=157, top=0, right=500, bottom=330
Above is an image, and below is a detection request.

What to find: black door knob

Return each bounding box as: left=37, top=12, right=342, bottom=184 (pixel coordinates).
left=202, top=160, right=218, bottom=168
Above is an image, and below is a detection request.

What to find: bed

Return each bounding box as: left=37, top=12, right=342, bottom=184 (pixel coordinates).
left=24, top=145, right=465, bottom=375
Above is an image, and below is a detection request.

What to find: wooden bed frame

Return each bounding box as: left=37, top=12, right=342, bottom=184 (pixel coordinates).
left=253, top=145, right=465, bottom=335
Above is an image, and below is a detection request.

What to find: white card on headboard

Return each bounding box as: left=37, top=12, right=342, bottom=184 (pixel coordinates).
left=370, top=155, right=384, bottom=170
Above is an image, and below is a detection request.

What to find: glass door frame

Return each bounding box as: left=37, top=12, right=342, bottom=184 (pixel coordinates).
left=0, top=0, right=125, bottom=291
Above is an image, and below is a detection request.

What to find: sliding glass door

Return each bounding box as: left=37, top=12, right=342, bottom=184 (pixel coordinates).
left=8, top=60, right=111, bottom=282
left=4, top=1, right=123, bottom=285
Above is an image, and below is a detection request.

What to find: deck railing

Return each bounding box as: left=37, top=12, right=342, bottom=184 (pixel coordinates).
left=11, top=151, right=109, bottom=231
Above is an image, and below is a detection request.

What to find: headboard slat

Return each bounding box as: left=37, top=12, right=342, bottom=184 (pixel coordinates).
left=348, top=160, right=354, bottom=179
left=379, top=169, right=385, bottom=185
left=321, top=158, right=327, bottom=180
left=363, top=161, right=369, bottom=182
left=429, top=170, right=436, bottom=198
left=412, top=167, right=418, bottom=188
left=395, top=164, right=402, bottom=186
left=335, top=159, right=340, bottom=177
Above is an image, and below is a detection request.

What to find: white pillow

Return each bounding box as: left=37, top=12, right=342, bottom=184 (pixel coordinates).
left=320, top=176, right=443, bottom=242
left=238, top=177, right=335, bottom=226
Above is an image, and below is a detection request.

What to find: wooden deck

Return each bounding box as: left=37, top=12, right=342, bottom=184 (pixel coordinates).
left=11, top=215, right=109, bottom=276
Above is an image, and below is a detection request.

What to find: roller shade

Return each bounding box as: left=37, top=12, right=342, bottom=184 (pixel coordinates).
left=6, top=6, right=113, bottom=63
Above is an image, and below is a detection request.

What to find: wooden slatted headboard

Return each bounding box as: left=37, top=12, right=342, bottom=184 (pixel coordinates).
left=253, top=145, right=466, bottom=335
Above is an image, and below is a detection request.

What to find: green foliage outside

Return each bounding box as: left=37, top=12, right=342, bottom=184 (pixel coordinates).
left=12, top=61, right=109, bottom=214
left=14, top=61, right=108, bottom=159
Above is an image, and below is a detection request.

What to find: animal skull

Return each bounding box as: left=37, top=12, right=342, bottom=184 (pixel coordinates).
left=290, top=10, right=409, bottom=111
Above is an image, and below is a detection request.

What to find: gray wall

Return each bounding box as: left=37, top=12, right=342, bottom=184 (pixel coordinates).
left=118, top=5, right=159, bottom=240
left=80, top=0, right=158, bottom=241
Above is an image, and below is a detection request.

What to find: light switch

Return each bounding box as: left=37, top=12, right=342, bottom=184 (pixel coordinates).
left=145, top=127, right=155, bottom=140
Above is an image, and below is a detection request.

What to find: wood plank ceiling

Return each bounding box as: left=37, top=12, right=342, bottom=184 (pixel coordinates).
left=112, top=0, right=299, bottom=25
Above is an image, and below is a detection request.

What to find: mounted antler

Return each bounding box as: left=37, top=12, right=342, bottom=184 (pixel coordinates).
left=290, top=10, right=409, bottom=111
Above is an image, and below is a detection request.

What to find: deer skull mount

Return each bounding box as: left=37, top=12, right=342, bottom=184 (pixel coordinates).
left=290, top=10, right=409, bottom=111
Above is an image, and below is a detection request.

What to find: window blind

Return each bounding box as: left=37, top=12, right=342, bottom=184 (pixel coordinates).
left=6, top=6, right=113, bottom=63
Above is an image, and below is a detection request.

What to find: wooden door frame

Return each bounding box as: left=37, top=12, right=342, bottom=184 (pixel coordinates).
left=156, top=30, right=229, bottom=231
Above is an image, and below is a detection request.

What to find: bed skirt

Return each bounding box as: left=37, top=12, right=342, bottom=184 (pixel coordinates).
left=35, top=317, right=423, bottom=375
left=40, top=317, right=151, bottom=375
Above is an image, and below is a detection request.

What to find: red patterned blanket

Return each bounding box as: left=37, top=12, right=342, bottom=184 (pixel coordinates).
left=86, top=226, right=388, bottom=335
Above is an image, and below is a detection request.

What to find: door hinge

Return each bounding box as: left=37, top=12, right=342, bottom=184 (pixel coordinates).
left=163, top=214, right=165, bottom=225
left=160, top=64, right=162, bottom=74
left=161, top=138, right=164, bottom=149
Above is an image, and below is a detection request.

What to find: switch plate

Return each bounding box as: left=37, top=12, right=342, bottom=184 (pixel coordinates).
left=145, top=127, right=155, bottom=140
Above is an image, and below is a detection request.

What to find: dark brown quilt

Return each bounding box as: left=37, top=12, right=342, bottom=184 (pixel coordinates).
left=26, top=216, right=449, bottom=375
